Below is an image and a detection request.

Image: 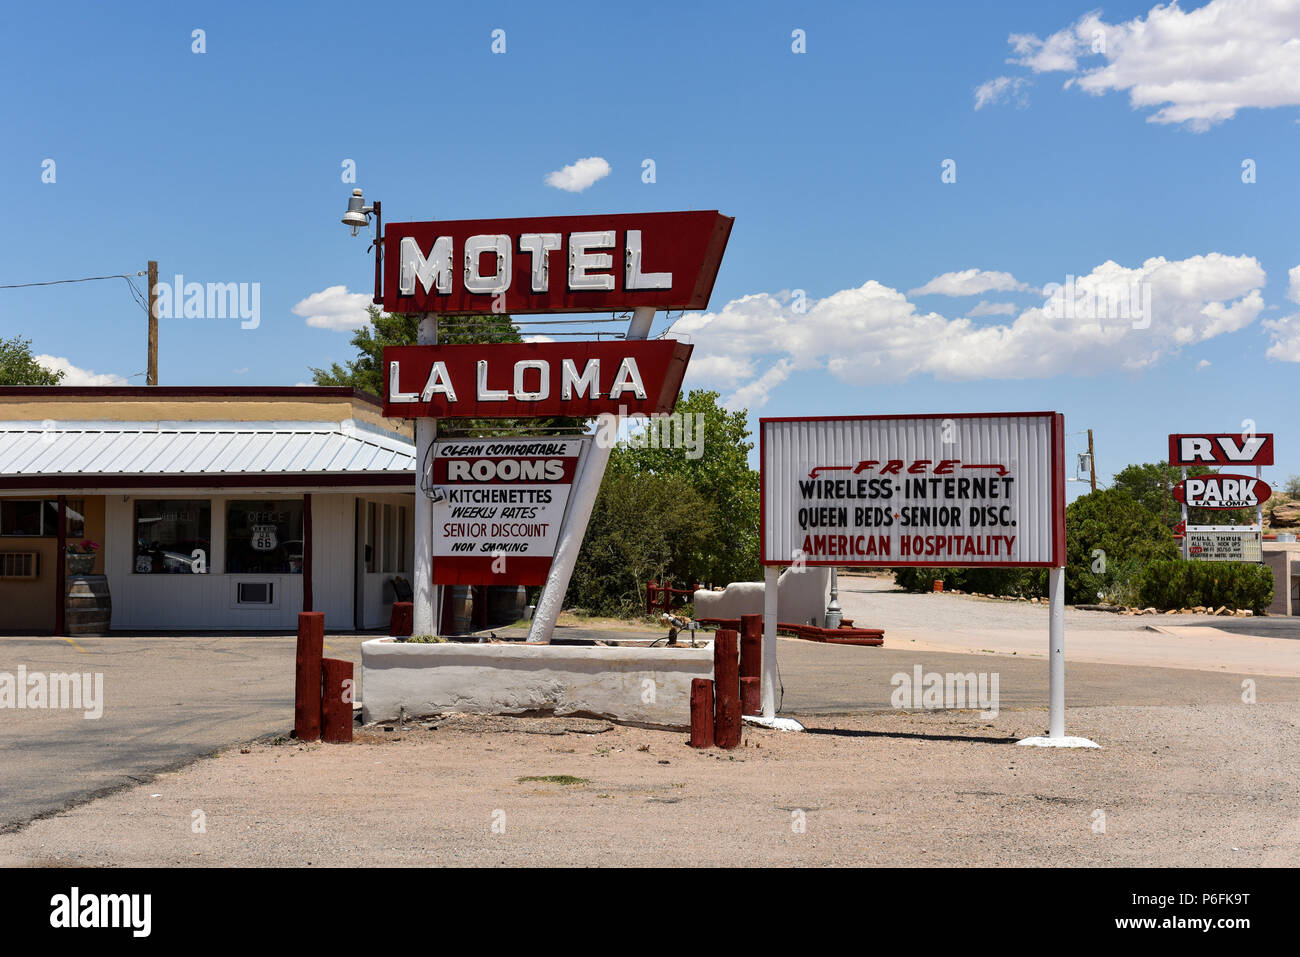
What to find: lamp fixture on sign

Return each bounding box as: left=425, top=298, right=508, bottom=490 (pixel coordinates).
left=341, top=188, right=381, bottom=238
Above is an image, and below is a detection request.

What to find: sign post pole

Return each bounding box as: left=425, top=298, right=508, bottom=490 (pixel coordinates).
left=1048, top=565, right=1066, bottom=739
left=526, top=306, right=655, bottom=644
left=1180, top=466, right=1188, bottom=560
left=761, top=565, right=780, bottom=718
left=1016, top=564, right=1099, bottom=747
left=412, top=313, right=438, bottom=637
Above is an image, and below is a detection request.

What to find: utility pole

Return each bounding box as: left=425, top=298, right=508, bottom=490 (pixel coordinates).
left=1087, top=428, right=1097, bottom=493
left=146, top=260, right=158, bottom=386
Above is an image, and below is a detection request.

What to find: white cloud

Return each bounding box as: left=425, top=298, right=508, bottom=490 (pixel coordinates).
left=292, top=285, right=372, bottom=331
left=967, top=300, right=1019, bottom=317
left=1288, top=265, right=1300, bottom=304
left=909, top=269, right=1031, bottom=297
left=34, top=355, right=128, bottom=386
left=545, top=156, right=611, bottom=193
left=724, top=359, right=793, bottom=411
left=974, top=75, right=1031, bottom=110
left=1265, top=313, right=1300, bottom=361
left=675, top=252, right=1267, bottom=402
left=1196, top=359, right=1212, bottom=370
left=987, top=1, right=1300, bottom=130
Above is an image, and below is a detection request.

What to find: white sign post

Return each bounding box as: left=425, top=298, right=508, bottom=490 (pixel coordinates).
left=760, top=412, right=1098, bottom=747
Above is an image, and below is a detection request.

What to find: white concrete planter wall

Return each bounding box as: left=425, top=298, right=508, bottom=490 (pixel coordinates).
left=361, top=638, right=714, bottom=729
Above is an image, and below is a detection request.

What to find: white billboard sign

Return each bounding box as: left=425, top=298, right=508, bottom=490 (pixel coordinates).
left=1185, top=527, right=1263, bottom=563
left=760, top=413, right=1065, bottom=567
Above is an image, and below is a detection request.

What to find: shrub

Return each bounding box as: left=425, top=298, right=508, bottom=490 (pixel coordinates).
left=892, top=566, right=1044, bottom=596
left=1063, top=488, right=1178, bottom=605
left=1135, top=560, right=1273, bottom=613
left=567, top=465, right=715, bottom=617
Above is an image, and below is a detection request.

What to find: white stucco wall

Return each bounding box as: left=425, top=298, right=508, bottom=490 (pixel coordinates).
left=693, top=566, right=830, bottom=625
left=362, top=639, right=714, bottom=729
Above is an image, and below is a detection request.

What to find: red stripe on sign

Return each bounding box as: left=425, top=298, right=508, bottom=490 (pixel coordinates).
left=432, top=556, right=553, bottom=586
left=431, top=456, right=580, bottom=485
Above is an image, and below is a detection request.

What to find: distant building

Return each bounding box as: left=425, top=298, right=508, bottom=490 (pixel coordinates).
left=1263, top=540, right=1300, bottom=617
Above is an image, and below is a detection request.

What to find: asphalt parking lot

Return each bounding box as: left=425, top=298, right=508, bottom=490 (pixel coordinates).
left=5, top=621, right=1299, bottom=832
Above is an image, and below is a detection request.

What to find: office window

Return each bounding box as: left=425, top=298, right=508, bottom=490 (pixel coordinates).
left=0, top=499, right=84, bottom=537
left=1, top=501, right=43, bottom=536
left=225, top=500, right=304, bottom=574
left=135, top=499, right=210, bottom=574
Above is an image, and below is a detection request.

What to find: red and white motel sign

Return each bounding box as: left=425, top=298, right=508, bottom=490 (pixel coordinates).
left=381, top=210, right=733, bottom=315
left=380, top=209, right=733, bottom=642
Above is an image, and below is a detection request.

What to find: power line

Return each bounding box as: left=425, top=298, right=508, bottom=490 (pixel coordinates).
left=0, top=271, right=145, bottom=291
left=0, top=271, right=150, bottom=315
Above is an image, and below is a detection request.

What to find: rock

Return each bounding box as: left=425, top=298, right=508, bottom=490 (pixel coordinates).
left=1214, top=606, right=1229, bottom=616
left=1270, top=502, right=1300, bottom=528
left=1242, top=609, right=1254, bottom=616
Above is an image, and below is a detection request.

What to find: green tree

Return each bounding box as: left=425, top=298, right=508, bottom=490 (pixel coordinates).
left=1111, top=461, right=1254, bottom=528
left=567, top=463, right=716, bottom=616
left=606, top=389, right=760, bottom=588
left=310, top=306, right=580, bottom=436
left=1064, top=487, right=1179, bottom=604
left=0, top=336, right=64, bottom=385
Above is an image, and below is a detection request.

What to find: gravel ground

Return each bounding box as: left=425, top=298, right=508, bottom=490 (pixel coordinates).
left=2, top=703, right=1296, bottom=868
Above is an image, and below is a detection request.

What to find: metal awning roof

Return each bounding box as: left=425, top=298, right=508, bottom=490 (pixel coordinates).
left=0, top=420, right=416, bottom=490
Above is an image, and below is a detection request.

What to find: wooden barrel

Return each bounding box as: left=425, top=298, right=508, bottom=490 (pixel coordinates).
left=445, top=585, right=473, bottom=635
left=486, top=585, right=526, bottom=628
left=65, top=574, right=111, bottom=635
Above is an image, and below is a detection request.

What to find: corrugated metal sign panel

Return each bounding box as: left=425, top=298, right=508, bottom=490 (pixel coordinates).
left=761, top=413, right=1065, bottom=567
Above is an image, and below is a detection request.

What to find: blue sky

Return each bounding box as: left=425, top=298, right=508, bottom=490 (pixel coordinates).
left=3, top=0, right=1299, bottom=495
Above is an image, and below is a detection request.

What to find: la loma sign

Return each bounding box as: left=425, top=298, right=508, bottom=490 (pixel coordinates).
left=383, top=340, right=691, bottom=419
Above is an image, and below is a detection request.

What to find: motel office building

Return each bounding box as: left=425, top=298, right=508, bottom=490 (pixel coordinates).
left=0, top=387, right=419, bottom=634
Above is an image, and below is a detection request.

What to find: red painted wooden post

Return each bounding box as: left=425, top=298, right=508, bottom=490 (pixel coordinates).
left=294, top=611, right=324, bottom=741
left=713, top=629, right=741, bottom=749
left=390, top=601, right=414, bottom=637
left=740, top=676, right=760, bottom=717
left=689, top=678, right=714, bottom=748
left=739, top=613, right=761, bottom=681
left=321, top=657, right=354, bottom=743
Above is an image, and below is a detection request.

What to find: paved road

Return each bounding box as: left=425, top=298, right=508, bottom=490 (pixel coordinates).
left=0, top=633, right=369, bottom=831
left=5, top=621, right=1299, bottom=831
left=836, top=572, right=1300, bottom=639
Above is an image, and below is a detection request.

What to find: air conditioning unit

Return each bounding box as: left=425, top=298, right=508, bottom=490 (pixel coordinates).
left=0, top=552, right=39, bottom=580
left=236, top=582, right=275, bottom=605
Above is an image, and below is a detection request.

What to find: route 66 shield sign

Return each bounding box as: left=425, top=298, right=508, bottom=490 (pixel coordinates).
left=250, top=524, right=278, bottom=552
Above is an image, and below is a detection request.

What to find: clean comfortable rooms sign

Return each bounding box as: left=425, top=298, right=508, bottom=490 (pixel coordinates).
left=430, top=436, right=587, bottom=585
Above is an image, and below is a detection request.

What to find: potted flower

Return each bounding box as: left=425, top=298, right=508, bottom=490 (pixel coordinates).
left=66, top=540, right=99, bottom=574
